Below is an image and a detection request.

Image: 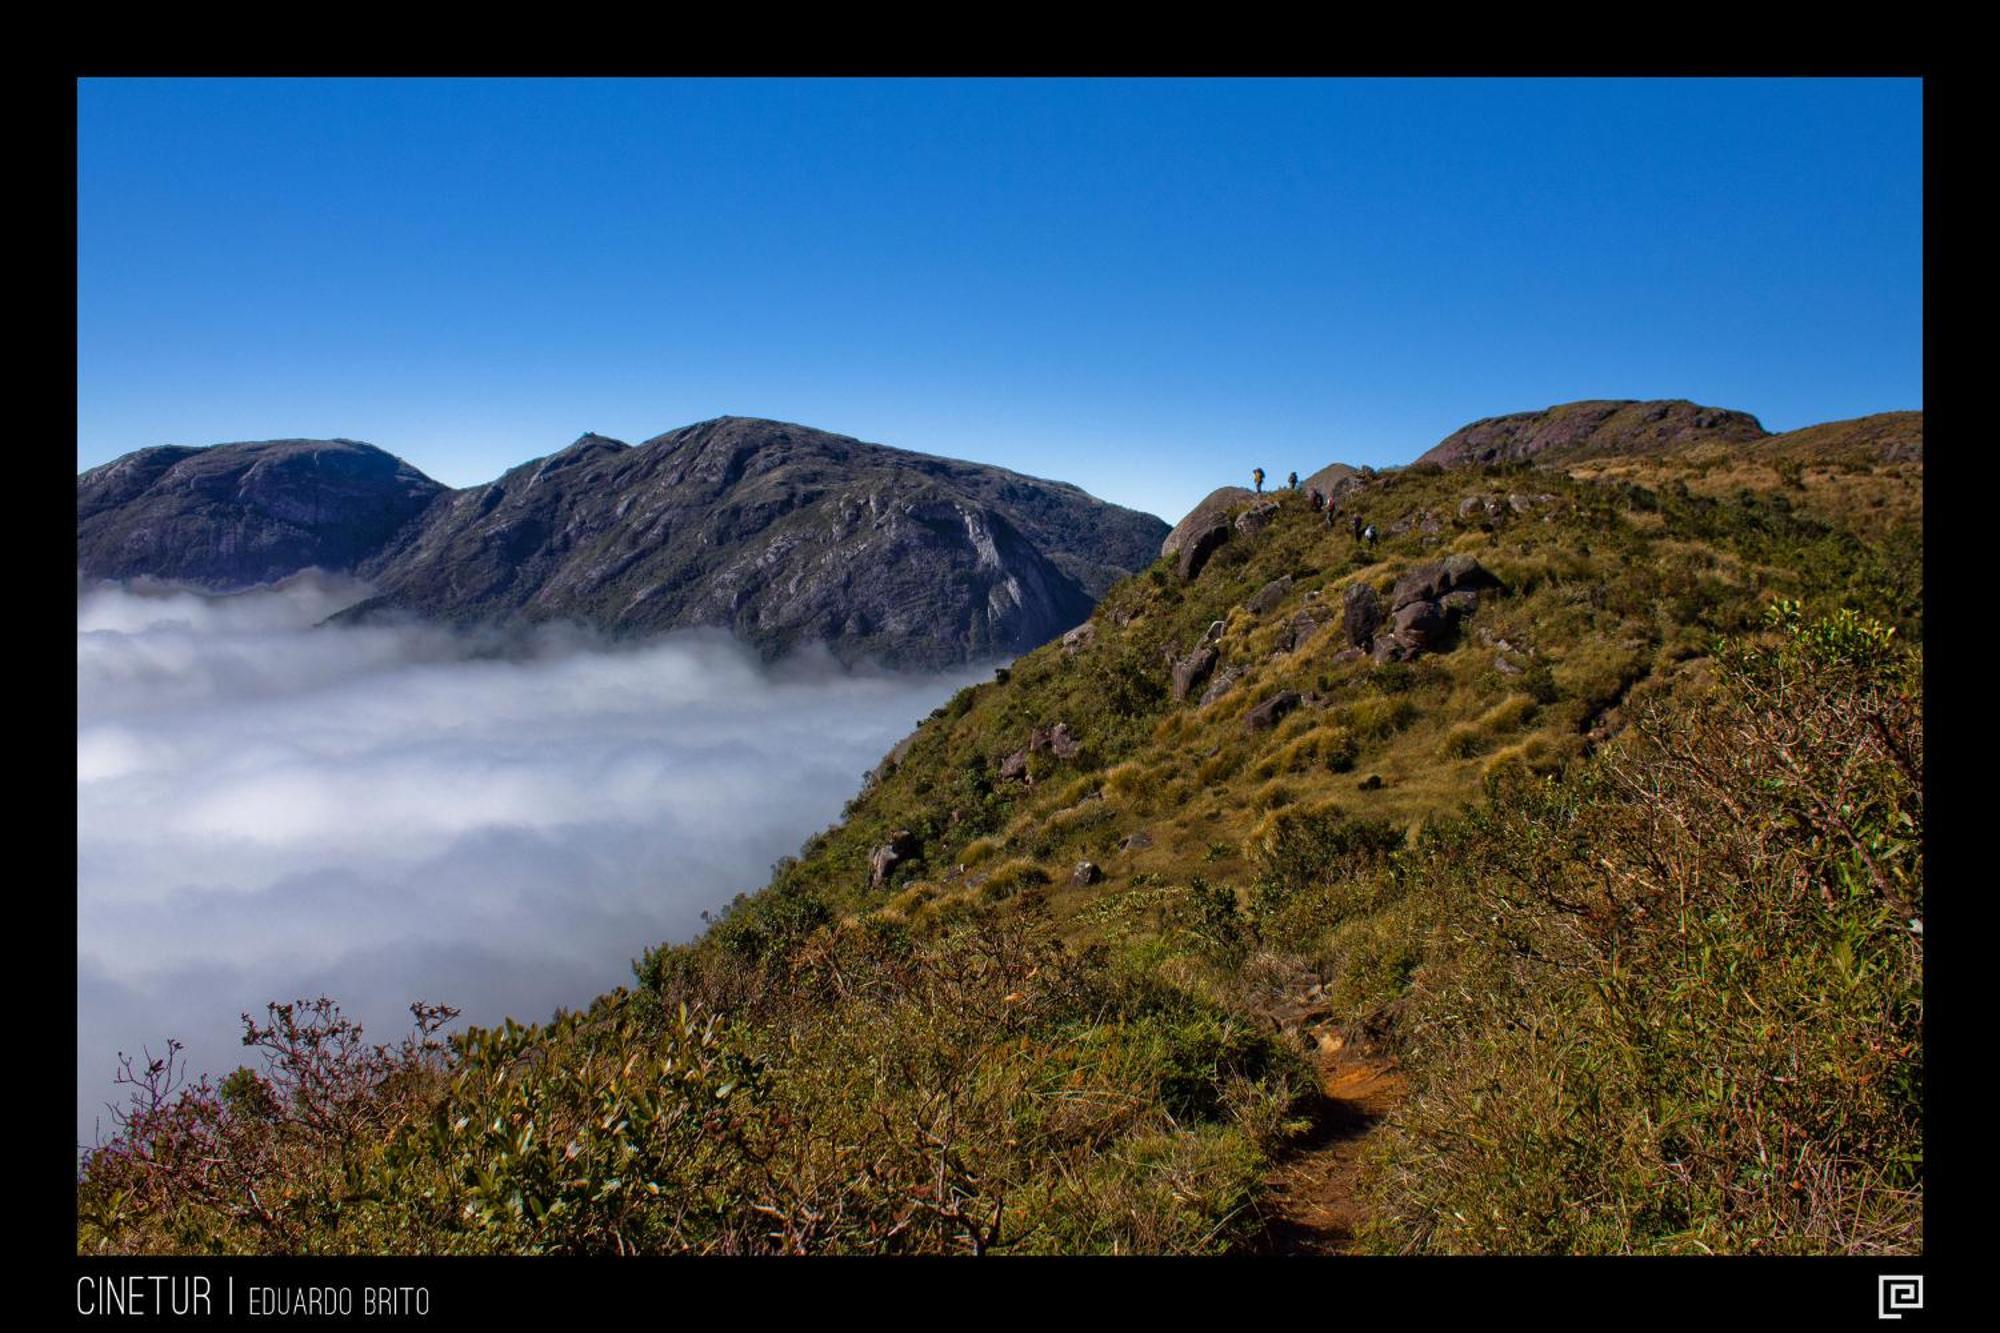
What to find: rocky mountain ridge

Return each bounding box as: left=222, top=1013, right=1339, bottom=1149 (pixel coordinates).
left=77, top=418, right=1170, bottom=668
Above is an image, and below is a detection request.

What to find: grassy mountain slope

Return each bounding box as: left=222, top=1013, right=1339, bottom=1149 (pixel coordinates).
left=77, top=427, right=1923, bottom=1256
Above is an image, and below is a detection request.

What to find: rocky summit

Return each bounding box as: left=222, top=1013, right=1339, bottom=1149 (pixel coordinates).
left=1415, top=398, right=1768, bottom=468
left=76, top=417, right=1169, bottom=668
left=76, top=439, right=448, bottom=589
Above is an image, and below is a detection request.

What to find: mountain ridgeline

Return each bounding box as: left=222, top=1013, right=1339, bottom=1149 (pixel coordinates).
left=77, top=397, right=1924, bottom=1256
left=77, top=417, right=1170, bottom=667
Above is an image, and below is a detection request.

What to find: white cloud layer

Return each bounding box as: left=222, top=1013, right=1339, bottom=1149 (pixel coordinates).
left=77, top=576, right=982, bottom=1146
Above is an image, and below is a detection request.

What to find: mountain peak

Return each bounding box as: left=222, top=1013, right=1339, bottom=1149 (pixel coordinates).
left=1416, top=399, right=1768, bottom=469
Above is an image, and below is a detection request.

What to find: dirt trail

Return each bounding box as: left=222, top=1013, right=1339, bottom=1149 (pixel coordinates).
left=1256, top=1029, right=1404, bottom=1254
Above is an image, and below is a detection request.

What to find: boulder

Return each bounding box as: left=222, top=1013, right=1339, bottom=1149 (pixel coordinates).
left=1457, top=494, right=1501, bottom=521
left=869, top=830, right=920, bottom=888
left=1245, top=691, right=1303, bottom=734
left=1440, top=589, right=1481, bottom=617
left=1072, top=861, right=1103, bottom=886
left=1120, top=829, right=1154, bottom=852
left=1342, top=583, right=1384, bottom=648
left=1178, top=520, right=1231, bottom=581
left=1442, top=553, right=1502, bottom=592
left=1235, top=501, right=1282, bottom=536
left=1247, top=575, right=1293, bottom=615
left=1390, top=564, right=1451, bottom=610
left=1171, top=646, right=1219, bottom=702
left=1060, top=622, right=1096, bottom=655
left=1279, top=608, right=1320, bottom=654
left=1392, top=599, right=1449, bottom=648
left=999, top=748, right=1031, bottom=782
left=1302, top=461, right=1362, bottom=499
left=1161, top=486, right=1255, bottom=559
left=1200, top=665, right=1243, bottom=706
left=1391, top=555, right=1500, bottom=609
left=1030, top=722, right=1083, bottom=760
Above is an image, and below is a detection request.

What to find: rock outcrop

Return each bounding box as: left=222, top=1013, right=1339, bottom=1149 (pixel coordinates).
left=1176, top=520, right=1232, bottom=582
left=1160, top=486, right=1255, bottom=558
left=1360, top=555, right=1503, bottom=662
left=1416, top=400, right=1768, bottom=469
left=869, top=830, right=920, bottom=889
left=1172, top=646, right=1220, bottom=702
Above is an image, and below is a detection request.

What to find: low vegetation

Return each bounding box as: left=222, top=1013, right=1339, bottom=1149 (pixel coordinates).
left=79, top=442, right=1923, bottom=1255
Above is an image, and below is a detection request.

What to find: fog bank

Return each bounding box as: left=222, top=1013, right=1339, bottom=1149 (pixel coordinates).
left=77, top=576, right=983, bottom=1145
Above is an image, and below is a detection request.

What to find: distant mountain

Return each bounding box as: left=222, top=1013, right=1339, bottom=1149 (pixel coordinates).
left=76, top=418, right=1169, bottom=668
left=76, top=439, right=447, bottom=589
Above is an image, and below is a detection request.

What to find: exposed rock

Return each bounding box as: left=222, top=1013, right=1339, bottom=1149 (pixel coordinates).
left=1391, top=555, right=1501, bottom=610
left=869, top=830, right=919, bottom=889
left=1204, top=619, right=1226, bottom=643
left=1278, top=607, right=1320, bottom=654
left=1342, top=583, right=1383, bottom=648
left=1245, top=691, right=1303, bottom=733
left=1234, top=501, right=1282, bottom=537
left=1177, top=520, right=1232, bottom=582
left=1458, top=494, right=1503, bottom=521
left=1120, top=829, right=1154, bottom=852
left=1161, top=486, right=1254, bottom=558
left=1440, top=589, right=1481, bottom=617
left=1171, top=646, right=1219, bottom=702
left=1247, top=575, right=1293, bottom=615
left=1389, top=567, right=1440, bottom=609
left=999, top=749, right=1031, bottom=782
left=1030, top=722, right=1083, bottom=760
left=1060, top=622, right=1096, bottom=654
left=1416, top=399, right=1768, bottom=469
left=1301, top=462, right=1362, bottom=500
left=1391, top=599, right=1449, bottom=648
left=1072, top=861, right=1103, bottom=886
left=1199, top=665, right=1244, bottom=706
left=1443, top=553, right=1502, bottom=591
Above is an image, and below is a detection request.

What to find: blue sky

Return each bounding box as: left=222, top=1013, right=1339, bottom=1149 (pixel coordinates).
left=77, top=78, right=1922, bottom=524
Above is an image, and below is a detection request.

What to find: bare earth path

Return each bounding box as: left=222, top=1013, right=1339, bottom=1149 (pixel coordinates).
left=1256, top=1029, right=1405, bottom=1254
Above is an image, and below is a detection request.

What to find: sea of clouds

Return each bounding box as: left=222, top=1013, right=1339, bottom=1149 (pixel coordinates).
left=76, top=576, right=984, bottom=1146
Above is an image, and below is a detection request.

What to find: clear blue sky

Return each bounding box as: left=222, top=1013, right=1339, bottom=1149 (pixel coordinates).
left=77, top=78, right=1922, bottom=524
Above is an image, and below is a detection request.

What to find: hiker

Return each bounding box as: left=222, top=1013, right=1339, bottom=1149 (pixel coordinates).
left=1363, top=523, right=1378, bottom=547
left=1252, top=467, right=1265, bottom=493
left=1350, top=513, right=1363, bottom=541
left=1287, top=471, right=1299, bottom=490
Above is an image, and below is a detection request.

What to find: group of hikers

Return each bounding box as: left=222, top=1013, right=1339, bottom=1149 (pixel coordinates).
left=1249, top=466, right=1375, bottom=544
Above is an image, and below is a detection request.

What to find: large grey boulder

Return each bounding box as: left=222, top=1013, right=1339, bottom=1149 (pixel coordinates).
left=1172, top=646, right=1220, bottom=702
left=1177, top=520, right=1232, bottom=582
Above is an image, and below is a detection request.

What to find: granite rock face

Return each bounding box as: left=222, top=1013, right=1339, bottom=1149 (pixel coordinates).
left=78, top=418, right=1169, bottom=669
left=1415, top=399, right=1768, bottom=469
left=76, top=439, right=447, bottom=590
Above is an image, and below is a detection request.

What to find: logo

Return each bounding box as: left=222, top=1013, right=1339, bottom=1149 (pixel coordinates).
left=1878, top=1275, right=1924, bottom=1320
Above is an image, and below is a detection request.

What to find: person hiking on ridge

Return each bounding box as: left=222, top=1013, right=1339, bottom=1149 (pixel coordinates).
left=1287, top=471, right=1299, bottom=490
left=1252, top=467, right=1265, bottom=493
